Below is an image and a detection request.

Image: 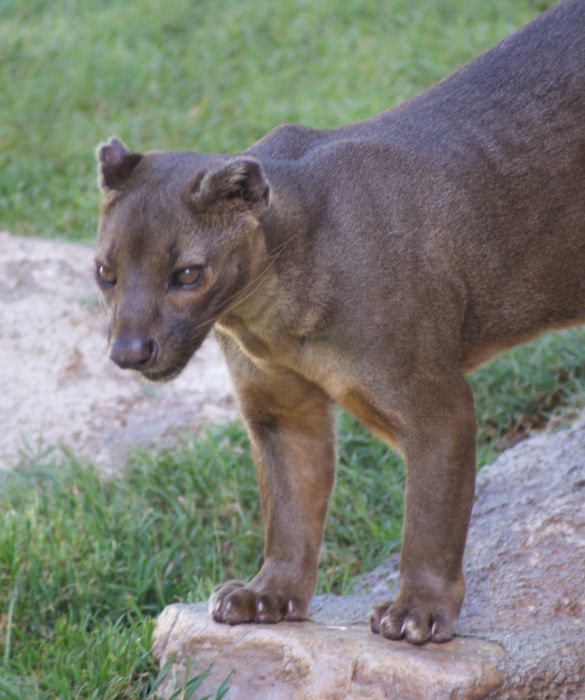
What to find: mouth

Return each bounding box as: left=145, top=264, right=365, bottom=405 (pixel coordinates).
left=139, top=335, right=208, bottom=383
left=140, top=365, right=185, bottom=383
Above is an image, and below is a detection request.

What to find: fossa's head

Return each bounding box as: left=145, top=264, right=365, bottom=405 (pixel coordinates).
left=95, top=138, right=270, bottom=380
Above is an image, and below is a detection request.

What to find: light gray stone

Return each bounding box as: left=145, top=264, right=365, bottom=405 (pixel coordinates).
left=152, top=603, right=504, bottom=699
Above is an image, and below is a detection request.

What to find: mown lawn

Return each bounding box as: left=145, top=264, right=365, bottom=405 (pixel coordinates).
left=1, top=0, right=554, bottom=241
left=0, top=0, right=577, bottom=697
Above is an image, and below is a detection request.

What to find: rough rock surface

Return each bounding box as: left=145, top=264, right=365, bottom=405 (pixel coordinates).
left=461, top=417, right=585, bottom=699
left=153, top=604, right=504, bottom=699
left=0, top=232, right=235, bottom=472
left=153, top=414, right=585, bottom=699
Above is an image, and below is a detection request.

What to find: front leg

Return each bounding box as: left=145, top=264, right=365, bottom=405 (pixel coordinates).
left=210, top=334, right=335, bottom=624
left=364, top=373, right=477, bottom=644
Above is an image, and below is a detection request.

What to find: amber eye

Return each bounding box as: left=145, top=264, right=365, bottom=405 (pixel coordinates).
left=97, top=264, right=116, bottom=286
left=172, top=267, right=203, bottom=288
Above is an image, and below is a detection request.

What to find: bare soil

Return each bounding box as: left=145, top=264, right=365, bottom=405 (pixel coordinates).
left=0, top=232, right=236, bottom=473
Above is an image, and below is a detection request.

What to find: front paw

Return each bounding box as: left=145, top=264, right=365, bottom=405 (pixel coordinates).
left=369, top=596, right=457, bottom=645
left=209, top=580, right=307, bottom=625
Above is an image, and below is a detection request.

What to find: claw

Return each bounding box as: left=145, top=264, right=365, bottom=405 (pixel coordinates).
left=284, top=597, right=305, bottom=621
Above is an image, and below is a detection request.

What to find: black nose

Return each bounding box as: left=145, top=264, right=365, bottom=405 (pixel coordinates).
left=110, top=335, right=157, bottom=370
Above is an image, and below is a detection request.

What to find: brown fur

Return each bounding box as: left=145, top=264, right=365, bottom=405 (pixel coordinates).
left=95, top=0, right=585, bottom=644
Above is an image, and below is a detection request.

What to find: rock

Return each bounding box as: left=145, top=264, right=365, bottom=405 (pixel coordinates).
left=459, top=415, right=585, bottom=699
left=152, top=603, right=504, bottom=699
left=152, top=414, right=585, bottom=699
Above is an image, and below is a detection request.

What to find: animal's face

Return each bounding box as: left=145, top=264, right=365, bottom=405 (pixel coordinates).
left=95, top=138, right=270, bottom=381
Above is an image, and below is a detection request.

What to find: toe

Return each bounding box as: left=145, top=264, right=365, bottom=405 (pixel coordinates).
left=223, top=588, right=257, bottom=624
left=254, top=592, right=285, bottom=623
left=284, top=597, right=307, bottom=622
left=401, top=611, right=432, bottom=645
left=375, top=601, right=412, bottom=641
left=379, top=608, right=406, bottom=641
left=430, top=614, right=455, bottom=643
left=368, top=601, right=391, bottom=635
left=209, top=580, right=245, bottom=622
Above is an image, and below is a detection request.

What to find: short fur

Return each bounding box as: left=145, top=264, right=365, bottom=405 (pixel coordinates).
left=95, top=0, right=585, bottom=644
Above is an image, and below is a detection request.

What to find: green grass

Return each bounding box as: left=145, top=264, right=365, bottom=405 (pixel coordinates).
left=0, top=427, right=257, bottom=698
left=0, top=0, right=555, bottom=240
left=470, top=328, right=585, bottom=465
left=0, top=0, right=575, bottom=696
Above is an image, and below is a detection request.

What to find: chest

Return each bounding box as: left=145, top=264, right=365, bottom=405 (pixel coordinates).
left=219, top=313, right=356, bottom=399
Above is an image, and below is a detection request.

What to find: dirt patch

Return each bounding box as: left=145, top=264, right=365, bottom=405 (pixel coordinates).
left=0, top=232, right=236, bottom=473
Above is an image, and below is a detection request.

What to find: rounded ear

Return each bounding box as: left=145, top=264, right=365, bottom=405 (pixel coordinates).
left=185, top=158, right=271, bottom=216
left=96, top=137, right=143, bottom=192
